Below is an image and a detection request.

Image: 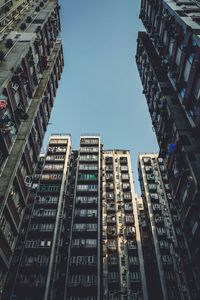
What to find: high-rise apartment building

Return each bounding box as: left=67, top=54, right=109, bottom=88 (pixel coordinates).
left=4, top=135, right=148, bottom=300
left=4, top=135, right=72, bottom=300
left=136, top=0, right=200, bottom=295
left=138, top=154, right=197, bottom=300
left=0, top=0, right=64, bottom=295
left=65, top=136, right=102, bottom=300
left=102, top=150, right=147, bottom=300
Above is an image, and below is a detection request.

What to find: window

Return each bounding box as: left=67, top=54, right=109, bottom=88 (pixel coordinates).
left=68, top=275, right=81, bottom=287
left=126, top=226, right=135, bottom=236
left=79, top=155, right=98, bottom=161
left=148, top=184, right=157, bottom=191
left=122, top=183, right=130, bottom=190
left=86, top=239, right=97, bottom=248
left=77, top=185, right=98, bottom=191
left=108, top=272, right=119, bottom=282
left=107, top=215, right=116, bottom=223
left=76, top=196, right=97, bottom=204
left=125, top=215, right=134, bottom=223
left=75, top=209, right=97, bottom=218
left=162, top=255, right=172, bottom=264
left=130, top=272, right=141, bottom=282
left=127, top=240, right=137, bottom=249
left=108, top=255, right=118, bottom=265
left=107, top=239, right=117, bottom=250
left=150, top=193, right=158, bottom=201
left=124, top=193, right=131, bottom=200
left=121, top=166, right=128, bottom=171
left=146, top=174, right=155, bottom=181
left=106, top=192, right=114, bottom=199
left=81, top=138, right=99, bottom=145
left=71, top=239, right=97, bottom=248
left=70, top=256, right=97, bottom=266
left=87, top=223, right=97, bottom=231
left=129, top=256, right=138, bottom=265
left=80, top=147, right=99, bottom=152
left=0, top=214, right=15, bottom=249
left=121, top=174, right=129, bottom=180
left=73, top=224, right=86, bottom=231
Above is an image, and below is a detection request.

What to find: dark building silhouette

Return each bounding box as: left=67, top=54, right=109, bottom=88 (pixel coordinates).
left=136, top=1, right=200, bottom=297
left=0, top=0, right=64, bottom=295
left=138, top=154, right=196, bottom=300
left=4, top=135, right=148, bottom=300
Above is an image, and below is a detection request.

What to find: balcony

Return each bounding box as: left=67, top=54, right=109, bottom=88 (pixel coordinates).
left=125, top=215, right=134, bottom=224
left=43, top=164, right=63, bottom=172
left=32, top=208, right=57, bottom=218
left=108, top=272, right=119, bottom=283
left=127, top=240, right=137, bottom=250
left=107, top=226, right=117, bottom=236
left=36, top=195, right=58, bottom=205
left=40, top=173, right=62, bottom=181
left=73, top=223, right=97, bottom=232
left=123, top=193, right=132, bottom=201
left=129, top=256, right=139, bottom=266
left=130, top=272, right=141, bottom=283
left=143, top=157, right=151, bottom=165
left=71, top=239, right=97, bottom=249
left=146, top=174, right=155, bottom=182
left=108, top=254, right=118, bottom=265
left=75, top=196, right=98, bottom=205
left=25, top=240, right=52, bottom=249
left=47, top=146, right=66, bottom=154
left=80, top=138, right=99, bottom=146
left=148, top=183, right=157, bottom=192
left=126, top=226, right=135, bottom=237
left=79, top=147, right=99, bottom=153
left=162, top=255, right=173, bottom=265
left=120, top=157, right=127, bottom=165
left=16, top=274, right=46, bottom=288
left=74, top=209, right=97, bottom=219
left=124, top=203, right=133, bottom=211
left=105, top=173, right=114, bottom=181
left=157, top=228, right=167, bottom=238
left=38, top=184, right=60, bottom=194
left=78, top=174, right=98, bottom=182
left=107, top=239, right=117, bottom=251
left=107, top=204, right=115, bottom=212
left=45, top=155, right=65, bottom=162
left=68, top=274, right=97, bottom=288
left=79, top=155, right=98, bottom=162
left=79, top=164, right=98, bottom=171
left=106, top=183, right=114, bottom=191
left=70, top=255, right=97, bottom=267
left=6, top=196, right=21, bottom=229
left=106, top=193, right=115, bottom=201
left=120, top=166, right=129, bottom=172
left=105, top=165, right=113, bottom=172
left=107, top=215, right=116, bottom=224
left=105, top=157, right=113, bottom=164
left=122, top=183, right=130, bottom=191
left=29, top=223, right=54, bottom=232
left=154, top=215, right=164, bottom=225
left=76, top=184, right=98, bottom=193
left=121, top=174, right=129, bottom=181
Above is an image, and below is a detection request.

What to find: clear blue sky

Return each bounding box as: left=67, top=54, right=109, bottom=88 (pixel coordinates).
left=43, top=0, right=158, bottom=193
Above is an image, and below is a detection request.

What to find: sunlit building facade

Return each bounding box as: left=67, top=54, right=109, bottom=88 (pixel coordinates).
left=102, top=150, right=147, bottom=300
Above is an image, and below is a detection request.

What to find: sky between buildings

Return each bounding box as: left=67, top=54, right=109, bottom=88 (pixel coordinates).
left=43, top=0, right=159, bottom=193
